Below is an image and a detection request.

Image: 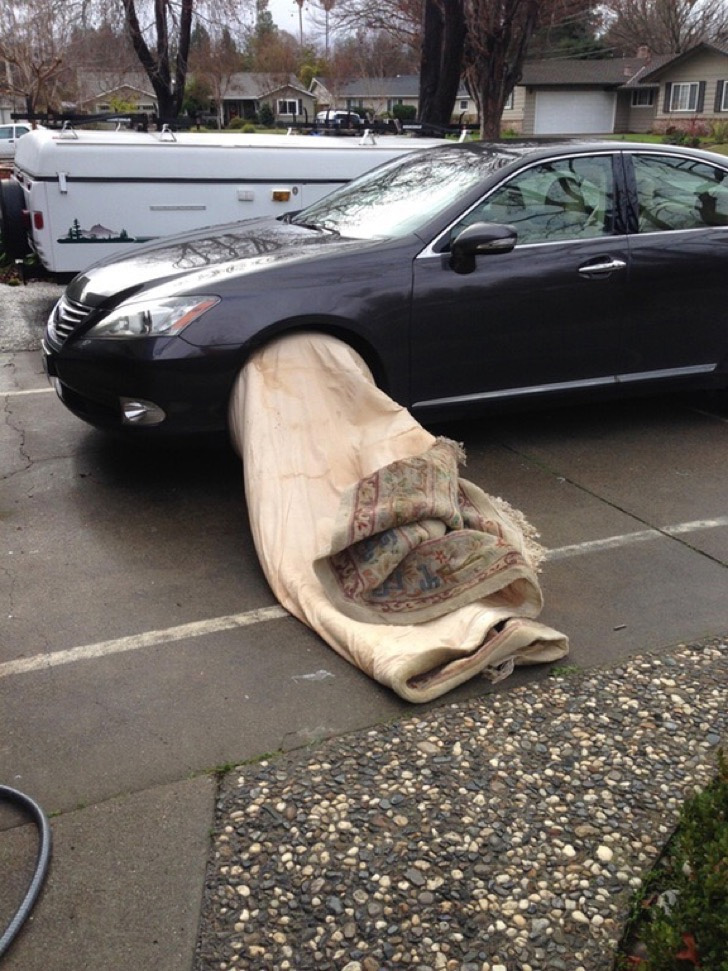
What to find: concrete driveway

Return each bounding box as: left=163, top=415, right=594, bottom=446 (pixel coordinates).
left=1, top=281, right=726, bottom=968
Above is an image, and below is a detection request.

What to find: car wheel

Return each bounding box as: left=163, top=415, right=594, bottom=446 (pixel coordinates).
left=0, top=178, right=31, bottom=260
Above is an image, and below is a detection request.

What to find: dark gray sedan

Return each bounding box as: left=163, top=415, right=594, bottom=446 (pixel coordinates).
left=43, top=140, right=728, bottom=437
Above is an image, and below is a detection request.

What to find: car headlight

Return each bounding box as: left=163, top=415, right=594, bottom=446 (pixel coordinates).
left=85, top=296, right=220, bottom=339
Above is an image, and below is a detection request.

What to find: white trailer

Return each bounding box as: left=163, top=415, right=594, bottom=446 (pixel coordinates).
left=0, top=127, right=447, bottom=275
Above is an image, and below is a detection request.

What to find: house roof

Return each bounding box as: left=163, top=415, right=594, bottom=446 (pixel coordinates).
left=76, top=71, right=154, bottom=101
left=75, top=84, right=157, bottom=109
left=640, top=42, right=728, bottom=81
left=225, top=73, right=310, bottom=100
left=520, top=56, right=671, bottom=88
left=311, top=74, right=469, bottom=100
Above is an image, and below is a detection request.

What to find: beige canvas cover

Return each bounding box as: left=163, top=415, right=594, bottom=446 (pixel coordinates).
left=230, top=332, right=568, bottom=703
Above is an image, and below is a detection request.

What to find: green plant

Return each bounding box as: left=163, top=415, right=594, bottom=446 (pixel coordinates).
left=258, top=102, right=274, bottom=128
left=550, top=663, right=581, bottom=677
left=661, top=119, right=709, bottom=148
left=226, top=115, right=246, bottom=130
left=617, top=750, right=728, bottom=969
left=392, top=103, right=417, bottom=122
left=710, top=119, right=728, bottom=144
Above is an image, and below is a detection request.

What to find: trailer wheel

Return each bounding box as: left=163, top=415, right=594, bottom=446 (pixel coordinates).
left=0, top=179, right=31, bottom=260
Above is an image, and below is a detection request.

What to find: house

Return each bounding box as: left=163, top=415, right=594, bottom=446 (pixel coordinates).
left=639, top=42, right=728, bottom=134
left=505, top=44, right=728, bottom=136
left=73, top=70, right=315, bottom=127
left=502, top=52, right=668, bottom=135
left=310, top=75, right=477, bottom=124
left=68, top=44, right=728, bottom=136
left=75, top=72, right=159, bottom=116
left=220, top=73, right=316, bottom=125
left=313, top=45, right=728, bottom=137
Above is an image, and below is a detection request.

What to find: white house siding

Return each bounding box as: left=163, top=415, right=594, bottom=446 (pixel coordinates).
left=533, top=89, right=616, bottom=134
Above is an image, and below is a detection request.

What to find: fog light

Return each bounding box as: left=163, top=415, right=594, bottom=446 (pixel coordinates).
left=120, top=397, right=166, bottom=426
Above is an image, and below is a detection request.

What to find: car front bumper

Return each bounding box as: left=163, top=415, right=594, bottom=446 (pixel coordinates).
left=42, top=332, right=245, bottom=438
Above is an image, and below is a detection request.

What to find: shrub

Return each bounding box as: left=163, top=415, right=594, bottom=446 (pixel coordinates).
left=710, top=119, right=728, bottom=144
left=660, top=119, right=709, bottom=148
left=226, top=116, right=246, bottom=130
left=618, top=750, right=728, bottom=970
left=392, top=103, right=416, bottom=122
left=258, top=103, right=275, bottom=128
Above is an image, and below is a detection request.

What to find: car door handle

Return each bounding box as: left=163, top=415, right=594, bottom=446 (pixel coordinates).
left=578, top=258, right=627, bottom=276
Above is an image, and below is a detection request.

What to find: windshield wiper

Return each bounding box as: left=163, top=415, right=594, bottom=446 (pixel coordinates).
left=287, top=216, right=340, bottom=235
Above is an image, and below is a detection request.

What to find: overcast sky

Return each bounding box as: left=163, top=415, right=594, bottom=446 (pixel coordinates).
left=265, top=0, right=318, bottom=36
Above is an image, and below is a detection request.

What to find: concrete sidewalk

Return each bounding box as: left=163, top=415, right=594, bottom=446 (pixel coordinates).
left=2, top=637, right=725, bottom=971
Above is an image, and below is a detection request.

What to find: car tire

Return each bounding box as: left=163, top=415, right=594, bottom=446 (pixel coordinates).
left=0, top=178, right=31, bottom=260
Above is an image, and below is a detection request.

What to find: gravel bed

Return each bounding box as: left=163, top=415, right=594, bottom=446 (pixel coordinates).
left=196, top=637, right=727, bottom=971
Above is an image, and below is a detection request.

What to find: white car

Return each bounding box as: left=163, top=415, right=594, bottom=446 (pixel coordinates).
left=0, top=122, right=32, bottom=158
left=315, top=110, right=363, bottom=128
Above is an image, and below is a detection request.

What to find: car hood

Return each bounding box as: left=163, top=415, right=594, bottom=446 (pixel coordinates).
left=66, top=217, right=366, bottom=306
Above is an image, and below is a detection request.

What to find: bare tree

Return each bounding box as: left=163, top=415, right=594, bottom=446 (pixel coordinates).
left=117, top=0, right=255, bottom=122
left=119, top=0, right=194, bottom=121
left=0, top=0, right=84, bottom=115
left=462, top=0, right=541, bottom=139
left=601, top=0, right=728, bottom=55
left=309, top=0, right=337, bottom=56
left=462, top=1, right=600, bottom=139
left=189, top=25, right=242, bottom=127
left=325, top=0, right=423, bottom=52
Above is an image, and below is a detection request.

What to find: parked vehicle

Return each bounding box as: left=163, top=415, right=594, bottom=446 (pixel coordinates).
left=315, top=110, right=363, bottom=128
left=0, top=127, right=443, bottom=273
left=0, top=121, right=32, bottom=159
left=43, top=140, right=728, bottom=438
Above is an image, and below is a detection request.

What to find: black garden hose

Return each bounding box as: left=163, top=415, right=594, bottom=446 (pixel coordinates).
left=0, top=785, right=52, bottom=960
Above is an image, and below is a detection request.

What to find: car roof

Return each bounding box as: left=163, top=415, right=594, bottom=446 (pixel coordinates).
left=456, top=138, right=728, bottom=164
left=433, top=137, right=728, bottom=169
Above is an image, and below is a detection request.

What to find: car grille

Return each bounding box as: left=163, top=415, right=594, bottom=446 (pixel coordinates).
left=50, top=294, right=92, bottom=345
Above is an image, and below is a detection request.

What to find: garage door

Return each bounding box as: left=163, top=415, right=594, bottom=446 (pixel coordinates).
left=534, top=91, right=616, bottom=135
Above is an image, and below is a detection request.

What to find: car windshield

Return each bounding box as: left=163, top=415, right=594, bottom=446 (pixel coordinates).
left=290, top=145, right=517, bottom=239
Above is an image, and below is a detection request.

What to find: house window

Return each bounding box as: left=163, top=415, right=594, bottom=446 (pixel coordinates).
left=459, top=99, right=469, bottom=110
left=503, top=91, right=514, bottom=110
left=387, top=98, right=403, bottom=112
left=631, top=88, right=655, bottom=107
left=670, top=82, right=699, bottom=112
left=722, top=83, right=728, bottom=111
left=277, top=99, right=300, bottom=116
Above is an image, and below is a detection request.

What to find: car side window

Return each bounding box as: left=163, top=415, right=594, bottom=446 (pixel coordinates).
left=451, top=155, right=615, bottom=245
left=633, top=153, right=728, bottom=232
left=0, top=126, right=12, bottom=140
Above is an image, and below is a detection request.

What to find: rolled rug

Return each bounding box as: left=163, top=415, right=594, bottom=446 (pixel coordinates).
left=229, top=332, right=568, bottom=703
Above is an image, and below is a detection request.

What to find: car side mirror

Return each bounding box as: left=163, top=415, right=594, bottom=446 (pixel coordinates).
left=449, top=221, right=517, bottom=274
